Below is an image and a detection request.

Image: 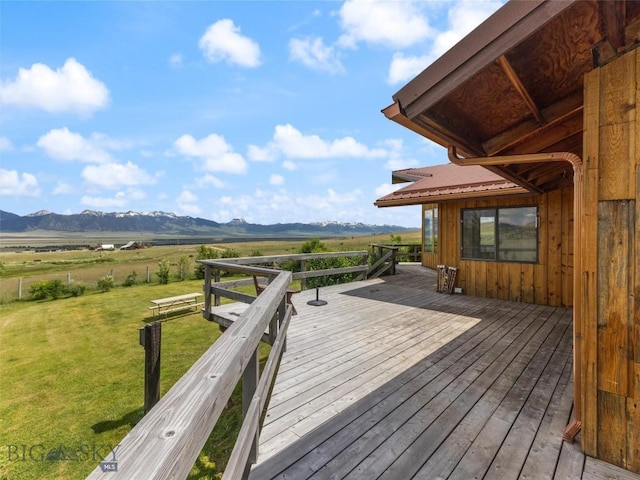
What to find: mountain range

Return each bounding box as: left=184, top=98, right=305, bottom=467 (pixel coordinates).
left=0, top=210, right=413, bottom=237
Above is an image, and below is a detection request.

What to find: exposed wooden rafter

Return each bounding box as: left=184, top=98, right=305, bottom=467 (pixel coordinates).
left=483, top=91, right=583, bottom=156
left=497, top=55, right=545, bottom=125
left=382, top=102, right=484, bottom=157
left=600, top=0, right=626, bottom=52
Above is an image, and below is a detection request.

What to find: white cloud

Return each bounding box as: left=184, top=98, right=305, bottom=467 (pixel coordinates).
left=196, top=174, right=226, bottom=188
left=0, top=169, right=39, bottom=196
left=37, top=127, right=112, bottom=163
left=387, top=1, right=502, bottom=85
left=81, top=192, right=127, bottom=208
left=282, top=160, right=298, bottom=171
left=212, top=187, right=364, bottom=223
left=269, top=174, right=284, bottom=186
left=375, top=183, right=396, bottom=197
left=247, top=144, right=276, bottom=162
left=250, top=124, right=388, bottom=161
left=0, top=58, right=109, bottom=115
left=174, top=133, right=248, bottom=174
left=53, top=182, right=74, bottom=195
left=169, top=53, right=183, bottom=68
left=289, top=37, right=345, bottom=74
left=199, top=19, right=261, bottom=68
left=338, top=0, right=432, bottom=49
left=433, top=1, right=502, bottom=58
left=384, top=158, right=419, bottom=170
left=0, top=136, right=13, bottom=151
left=176, top=189, right=201, bottom=215
left=387, top=53, right=432, bottom=85
left=82, top=162, right=156, bottom=188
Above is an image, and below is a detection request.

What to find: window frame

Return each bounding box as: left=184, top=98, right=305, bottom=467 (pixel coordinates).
left=460, top=205, right=538, bottom=264
left=423, top=204, right=438, bottom=254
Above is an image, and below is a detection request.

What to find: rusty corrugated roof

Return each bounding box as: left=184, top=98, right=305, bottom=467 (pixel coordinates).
left=375, top=163, right=529, bottom=207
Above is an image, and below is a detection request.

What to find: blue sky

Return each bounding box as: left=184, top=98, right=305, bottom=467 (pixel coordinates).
left=0, top=0, right=502, bottom=227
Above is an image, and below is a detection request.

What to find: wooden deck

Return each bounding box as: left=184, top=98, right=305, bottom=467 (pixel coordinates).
left=249, top=265, right=640, bottom=480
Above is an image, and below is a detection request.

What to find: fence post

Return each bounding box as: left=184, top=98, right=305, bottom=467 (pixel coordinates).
left=18, top=277, right=22, bottom=300
left=67, top=272, right=71, bottom=286
left=146, top=266, right=150, bottom=283
left=140, top=322, right=162, bottom=414
left=242, top=349, right=259, bottom=469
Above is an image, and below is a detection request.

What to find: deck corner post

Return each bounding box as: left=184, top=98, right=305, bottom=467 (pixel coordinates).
left=143, top=322, right=161, bottom=414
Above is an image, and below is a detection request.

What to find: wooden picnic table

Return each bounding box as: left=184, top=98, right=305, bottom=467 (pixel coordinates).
left=149, top=292, right=203, bottom=317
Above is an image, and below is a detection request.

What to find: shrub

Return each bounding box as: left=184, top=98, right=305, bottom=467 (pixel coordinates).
left=156, top=260, right=170, bottom=285
left=97, top=275, right=114, bottom=293
left=67, top=283, right=86, bottom=297
left=29, top=279, right=67, bottom=300
left=30, top=281, right=50, bottom=300
left=194, top=245, right=219, bottom=279
left=122, top=271, right=137, bottom=287
left=177, top=256, right=189, bottom=281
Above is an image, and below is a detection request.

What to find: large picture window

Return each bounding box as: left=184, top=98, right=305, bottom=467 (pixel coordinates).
left=423, top=205, right=438, bottom=253
left=461, top=206, right=537, bottom=263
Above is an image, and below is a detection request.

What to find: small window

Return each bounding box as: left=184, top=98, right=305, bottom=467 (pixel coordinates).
left=424, top=205, right=438, bottom=253
left=461, top=206, right=537, bottom=263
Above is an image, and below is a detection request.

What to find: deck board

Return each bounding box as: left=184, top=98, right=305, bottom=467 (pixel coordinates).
left=248, top=265, right=640, bottom=480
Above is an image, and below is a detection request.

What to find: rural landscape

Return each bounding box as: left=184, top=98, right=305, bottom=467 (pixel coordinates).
left=0, top=221, right=419, bottom=479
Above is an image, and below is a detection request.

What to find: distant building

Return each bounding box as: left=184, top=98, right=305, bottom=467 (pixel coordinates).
left=97, top=244, right=115, bottom=251
left=120, top=241, right=142, bottom=250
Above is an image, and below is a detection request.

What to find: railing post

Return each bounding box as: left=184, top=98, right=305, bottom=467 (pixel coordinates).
left=204, top=265, right=212, bottom=315
left=391, top=248, right=396, bottom=275
left=140, top=322, right=162, bottom=414
left=278, top=296, right=287, bottom=353
left=242, top=349, right=259, bottom=472
left=300, top=260, right=306, bottom=291
left=214, top=268, right=221, bottom=306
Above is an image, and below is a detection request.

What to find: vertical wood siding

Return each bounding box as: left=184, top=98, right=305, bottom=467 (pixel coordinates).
left=581, top=48, right=639, bottom=473
left=426, top=188, right=574, bottom=307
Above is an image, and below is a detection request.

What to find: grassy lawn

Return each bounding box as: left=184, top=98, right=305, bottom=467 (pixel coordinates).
left=0, top=279, right=266, bottom=479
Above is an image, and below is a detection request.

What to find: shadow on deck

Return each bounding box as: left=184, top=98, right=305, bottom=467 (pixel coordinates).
left=249, top=265, right=639, bottom=480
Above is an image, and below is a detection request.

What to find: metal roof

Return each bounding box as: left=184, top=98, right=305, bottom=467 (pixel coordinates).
left=375, top=163, right=529, bottom=207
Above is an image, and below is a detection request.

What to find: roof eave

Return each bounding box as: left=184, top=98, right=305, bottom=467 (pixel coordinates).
left=393, top=0, right=579, bottom=119
left=374, top=186, right=531, bottom=208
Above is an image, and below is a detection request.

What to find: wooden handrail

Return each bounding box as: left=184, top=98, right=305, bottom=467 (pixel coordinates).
left=86, top=268, right=292, bottom=480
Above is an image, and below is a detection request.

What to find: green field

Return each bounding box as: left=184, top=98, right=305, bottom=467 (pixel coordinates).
left=0, top=232, right=419, bottom=479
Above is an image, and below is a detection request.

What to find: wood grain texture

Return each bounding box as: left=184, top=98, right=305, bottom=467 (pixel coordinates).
left=581, top=66, right=600, bottom=457
left=248, top=266, right=583, bottom=480
left=597, top=201, right=631, bottom=396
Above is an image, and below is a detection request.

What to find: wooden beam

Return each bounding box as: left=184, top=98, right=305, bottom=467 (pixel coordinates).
left=483, top=91, right=583, bottom=156
left=382, top=102, right=483, bottom=157
left=497, top=55, right=545, bottom=125
left=396, top=0, right=578, bottom=118
left=600, top=0, right=626, bottom=52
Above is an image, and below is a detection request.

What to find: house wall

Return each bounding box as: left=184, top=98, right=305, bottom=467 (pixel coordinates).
left=580, top=48, right=639, bottom=473
left=424, top=188, right=574, bottom=307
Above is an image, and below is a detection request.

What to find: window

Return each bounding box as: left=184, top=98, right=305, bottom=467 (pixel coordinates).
left=424, top=205, right=438, bottom=253
left=461, top=206, right=537, bottom=263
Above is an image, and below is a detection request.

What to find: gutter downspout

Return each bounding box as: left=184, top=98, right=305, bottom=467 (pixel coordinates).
left=448, top=146, right=583, bottom=443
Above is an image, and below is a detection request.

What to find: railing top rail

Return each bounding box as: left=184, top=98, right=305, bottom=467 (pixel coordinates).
left=198, top=261, right=280, bottom=278
left=86, top=270, right=292, bottom=480
left=200, top=250, right=368, bottom=267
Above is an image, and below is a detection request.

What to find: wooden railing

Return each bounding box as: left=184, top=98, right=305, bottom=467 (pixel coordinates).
left=86, top=262, right=292, bottom=480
